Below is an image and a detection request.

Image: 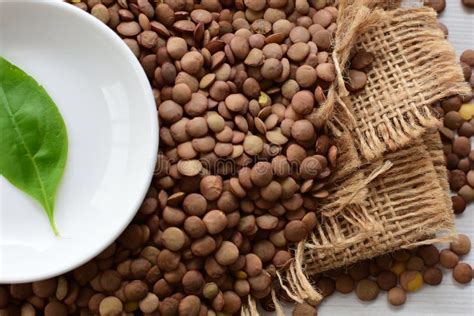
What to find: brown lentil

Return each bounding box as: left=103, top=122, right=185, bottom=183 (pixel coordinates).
left=292, top=303, right=318, bottom=316
left=335, top=274, right=354, bottom=294
left=463, top=0, right=474, bottom=7
left=45, top=302, right=68, bottom=316
left=450, top=234, right=471, bottom=256
left=377, top=271, right=397, bottom=291
left=355, top=279, right=379, bottom=301
left=426, top=0, right=446, bottom=13
left=387, top=287, right=406, bottom=306
left=439, top=249, right=460, bottom=269
left=417, top=245, right=440, bottom=266
left=317, top=277, right=335, bottom=297
left=453, top=263, right=473, bottom=284
left=423, top=267, right=443, bottom=286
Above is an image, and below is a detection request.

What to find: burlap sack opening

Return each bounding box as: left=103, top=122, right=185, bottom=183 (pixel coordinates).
left=301, top=131, right=455, bottom=275
left=330, top=4, right=471, bottom=166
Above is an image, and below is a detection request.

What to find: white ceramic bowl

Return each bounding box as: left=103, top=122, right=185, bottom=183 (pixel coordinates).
left=0, top=0, right=158, bottom=282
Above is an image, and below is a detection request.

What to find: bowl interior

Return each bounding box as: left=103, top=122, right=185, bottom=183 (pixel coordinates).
left=0, top=1, right=157, bottom=282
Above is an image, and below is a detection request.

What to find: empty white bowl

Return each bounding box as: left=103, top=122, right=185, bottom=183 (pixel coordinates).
left=0, top=0, right=158, bottom=282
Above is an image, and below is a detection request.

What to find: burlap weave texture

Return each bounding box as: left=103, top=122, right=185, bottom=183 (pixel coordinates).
left=303, top=132, right=454, bottom=274
left=330, top=5, right=470, bottom=167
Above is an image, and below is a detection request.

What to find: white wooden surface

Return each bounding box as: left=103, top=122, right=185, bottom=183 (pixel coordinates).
left=273, top=2, right=474, bottom=315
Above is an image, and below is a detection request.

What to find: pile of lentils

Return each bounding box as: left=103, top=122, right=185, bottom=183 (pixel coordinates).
left=297, top=234, right=472, bottom=308
left=0, top=0, right=370, bottom=315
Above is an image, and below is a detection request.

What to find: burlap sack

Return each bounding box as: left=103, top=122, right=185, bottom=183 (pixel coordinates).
left=301, top=132, right=454, bottom=275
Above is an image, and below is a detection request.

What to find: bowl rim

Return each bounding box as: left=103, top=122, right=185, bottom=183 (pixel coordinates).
left=0, top=0, right=158, bottom=283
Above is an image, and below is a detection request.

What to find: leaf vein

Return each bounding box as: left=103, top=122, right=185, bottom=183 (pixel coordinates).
left=0, top=84, right=51, bottom=214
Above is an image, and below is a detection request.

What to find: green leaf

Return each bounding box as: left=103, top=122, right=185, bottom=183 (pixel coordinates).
left=0, top=57, right=68, bottom=235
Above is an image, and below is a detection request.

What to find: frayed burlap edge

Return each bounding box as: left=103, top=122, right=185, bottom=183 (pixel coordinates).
left=320, top=161, right=392, bottom=217
left=300, top=131, right=455, bottom=275
left=316, top=0, right=386, bottom=124
left=240, top=296, right=260, bottom=316
left=276, top=243, right=324, bottom=305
